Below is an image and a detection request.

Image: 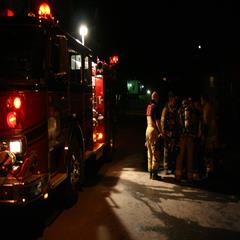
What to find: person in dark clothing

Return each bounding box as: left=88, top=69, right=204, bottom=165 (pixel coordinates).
left=175, top=98, right=200, bottom=181
left=161, top=93, right=179, bottom=174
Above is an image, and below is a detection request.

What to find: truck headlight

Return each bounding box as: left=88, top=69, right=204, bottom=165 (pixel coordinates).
left=9, top=140, right=22, bottom=154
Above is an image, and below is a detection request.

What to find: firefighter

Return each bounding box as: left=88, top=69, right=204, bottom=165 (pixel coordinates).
left=145, top=91, right=162, bottom=180
left=161, top=92, right=179, bottom=175
left=175, top=97, right=200, bottom=182
left=200, top=94, right=219, bottom=177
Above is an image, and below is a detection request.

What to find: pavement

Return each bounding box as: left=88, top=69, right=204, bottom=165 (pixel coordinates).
left=41, top=109, right=240, bottom=240
left=147, top=140, right=240, bottom=197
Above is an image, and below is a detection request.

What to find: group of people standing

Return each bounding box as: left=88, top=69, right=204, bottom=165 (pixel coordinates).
left=145, top=90, right=219, bottom=182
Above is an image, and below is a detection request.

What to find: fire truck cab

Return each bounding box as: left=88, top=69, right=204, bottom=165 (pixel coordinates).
left=0, top=3, right=115, bottom=206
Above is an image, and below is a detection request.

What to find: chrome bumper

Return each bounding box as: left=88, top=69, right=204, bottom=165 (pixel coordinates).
left=0, top=174, right=48, bottom=205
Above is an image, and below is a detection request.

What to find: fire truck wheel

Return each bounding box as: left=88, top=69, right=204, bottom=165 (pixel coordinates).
left=62, top=138, right=84, bottom=208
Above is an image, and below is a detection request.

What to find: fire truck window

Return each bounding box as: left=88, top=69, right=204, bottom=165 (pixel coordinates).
left=84, top=56, right=92, bottom=86
left=70, top=53, right=82, bottom=83
left=71, top=55, right=82, bottom=70
left=0, top=27, right=44, bottom=82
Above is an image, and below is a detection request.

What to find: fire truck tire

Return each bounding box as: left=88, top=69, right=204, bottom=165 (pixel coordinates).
left=61, top=137, right=84, bottom=208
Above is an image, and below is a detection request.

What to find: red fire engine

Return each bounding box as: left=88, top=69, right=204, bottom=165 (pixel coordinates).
left=0, top=3, right=116, bottom=206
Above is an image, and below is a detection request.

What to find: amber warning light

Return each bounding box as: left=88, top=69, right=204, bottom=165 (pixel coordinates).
left=7, top=112, right=17, bottom=128
left=38, top=3, right=52, bottom=19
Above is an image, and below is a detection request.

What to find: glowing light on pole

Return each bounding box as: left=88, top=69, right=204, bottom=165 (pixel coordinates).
left=79, top=24, right=88, bottom=45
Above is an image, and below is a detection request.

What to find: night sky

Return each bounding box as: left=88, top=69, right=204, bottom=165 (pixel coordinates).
left=1, top=0, right=239, bottom=92
left=56, top=1, right=239, bottom=87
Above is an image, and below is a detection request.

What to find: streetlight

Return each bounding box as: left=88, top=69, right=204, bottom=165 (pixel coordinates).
left=79, top=24, right=88, bottom=45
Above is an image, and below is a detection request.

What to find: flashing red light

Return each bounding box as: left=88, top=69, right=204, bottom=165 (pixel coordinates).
left=38, top=3, right=51, bottom=17
left=7, top=112, right=17, bottom=128
left=110, top=55, right=119, bottom=64
left=7, top=9, right=14, bottom=16
left=0, top=9, right=14, bottom=16
left=13, top=97, right=21, bottom=109
left=6, top=96, right=22, bottom=109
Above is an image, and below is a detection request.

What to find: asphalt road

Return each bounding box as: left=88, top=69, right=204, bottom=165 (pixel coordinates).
left=42, top=115, right=240, bottom=240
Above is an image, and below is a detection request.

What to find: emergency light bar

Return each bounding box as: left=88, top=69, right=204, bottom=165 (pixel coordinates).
left=38, top=3, right=53, bottom=20
left=38, top=3, right=51, bottom=15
